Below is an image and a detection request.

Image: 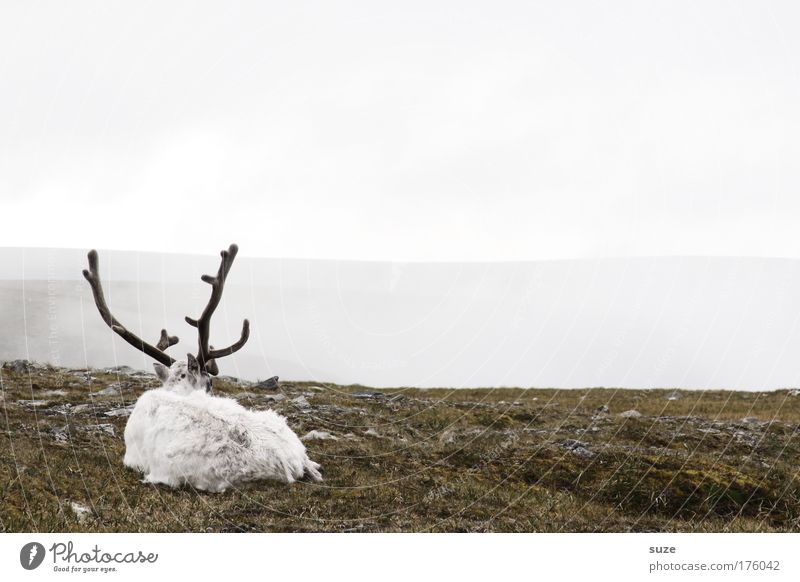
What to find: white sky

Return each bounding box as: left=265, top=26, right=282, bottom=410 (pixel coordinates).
left=1, top=1, right=799, bottom=260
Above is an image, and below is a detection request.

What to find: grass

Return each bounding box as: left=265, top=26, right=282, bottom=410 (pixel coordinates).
left=1, top=362, right=799, bottom=532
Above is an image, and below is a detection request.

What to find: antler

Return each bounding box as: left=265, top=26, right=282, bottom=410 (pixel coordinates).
left=185, top=244, right=250, bottom=375
left=83, top=250, right=178, bottom=367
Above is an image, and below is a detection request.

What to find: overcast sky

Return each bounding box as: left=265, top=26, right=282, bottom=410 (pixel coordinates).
left=1, top=1, right=798, bottom=260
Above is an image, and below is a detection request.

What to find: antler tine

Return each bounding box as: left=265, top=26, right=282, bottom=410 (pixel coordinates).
left=187, top=244, right=250, bottom=374
left=156, top=329, right=179, bottom=351
left=83, top=250, right=177, bottom=367
left=206, top=358, right=219, bottom=376
left=208, top=319, right=250, bottom=360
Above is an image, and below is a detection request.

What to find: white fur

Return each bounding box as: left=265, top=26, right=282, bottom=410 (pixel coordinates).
left=123, top=359, right=322, bottom=492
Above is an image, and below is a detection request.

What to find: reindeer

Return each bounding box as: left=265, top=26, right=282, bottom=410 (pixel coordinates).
left=83, top=244, right=322, bottom=492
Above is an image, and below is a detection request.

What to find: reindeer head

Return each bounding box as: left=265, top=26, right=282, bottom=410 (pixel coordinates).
left=83, top=244, right=250, bottom=391
left=153, top=355, right=213, bottom=395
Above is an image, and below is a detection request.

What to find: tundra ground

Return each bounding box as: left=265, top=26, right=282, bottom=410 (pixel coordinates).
left=1, top=361, right=798, bottom=532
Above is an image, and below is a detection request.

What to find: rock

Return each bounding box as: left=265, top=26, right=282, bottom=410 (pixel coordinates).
left=103, top=365, right=137, bottom=375
left=233, top=392, right=259, bottom=400
left=255, top=376, right=280, bottom=390
left=741, top=416, right=761, bottom=424
left=3, top=359, right=33, bottom=374
left=353, top=392, right=385, bottom=400
left=595, top=405, right=610, bottom=414
left=40, top=390, right=68, bottom=397
left=570, top=446, right=595, bottom=459
left=314, top=404, right=366, bottom=415
left=235, top=392, right=284, bottom=403
left=308, top=386, right=325, bottom=392
left=47, top=403, right=91, bottom=416
left=69, top=501, right=92, bottom=523
left=666, top=391, right=682, bottom=401
left=67, top=370, right=95, bottom=382
left=93, top=384, right=123, bottom=397
left=301, top=430, right=338, bottom=441
left=83, top=423, right=116, bottom=437
left=561, top=439, right=595, bottom=458
left=291, top=396, right=310, bottom=408
left=789, top=389, right=800, bottom=397
left=619, top=410, right=642, bottom=418
left=364, top=428, right=381, bottom=437
left=51, top=425, right=71, bottom=443
left=104, top=405, right=135, bottom=417
left=698, top=427, right=721, bottom=434
left=562, top=439, right=590, bottom=449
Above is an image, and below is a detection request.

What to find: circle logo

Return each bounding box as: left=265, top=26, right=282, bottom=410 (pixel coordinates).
left=20, top=542, right=46, bottom=570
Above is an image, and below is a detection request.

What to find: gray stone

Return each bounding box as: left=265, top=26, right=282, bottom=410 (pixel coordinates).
left=570, top=446, right=595, bottom=459
left=291, top=396, right=310, bottom=408
left=561, top=439, right=595, bottom=458
left=69, top=501, right=92, bottom=523
left=301, top=430, right=338, bottom=441
left=698, top=427, right=721, bottom=434
left=233, top=392, right=259, bottom=400
left=51, top=425, right=71, bottom=443
left=94, top=384, right=123, bottom=397
left=47, top=403, right=91, bottom=415
left=353, top=391, right=385, bottom=400
left=314, top=404, right=366, bottom=415
left=104, top=405, right=135, bottom=417
left=103, top=365, right=137, bottom=375
left=255, top=376, right=280, bottom=390
left=619, top=409, right=642, bottom=418
left=235, top=392, right=284, bottom=403
left=83, top=424, right=116, bottom=437
left=3, top=359, right=33, bottom=374
left=70, top=371, right=96, bottom=382
left=561, top=439, right=590, bottom=450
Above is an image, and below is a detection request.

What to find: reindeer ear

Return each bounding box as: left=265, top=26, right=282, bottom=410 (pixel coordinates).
left=153, top=363, right=170, bottom=382
left=187, top=353, right=200, bottom=374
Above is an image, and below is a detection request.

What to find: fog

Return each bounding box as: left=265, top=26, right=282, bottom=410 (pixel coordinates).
left=1, top=247, right=799, bottom=390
